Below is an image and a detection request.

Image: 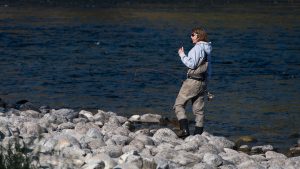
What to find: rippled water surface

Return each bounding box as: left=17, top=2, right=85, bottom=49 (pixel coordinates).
left=0, top=3, right=300, bottom=152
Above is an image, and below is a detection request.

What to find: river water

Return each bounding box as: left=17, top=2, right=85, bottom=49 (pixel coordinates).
left=0, top=2, right=299, bottom=152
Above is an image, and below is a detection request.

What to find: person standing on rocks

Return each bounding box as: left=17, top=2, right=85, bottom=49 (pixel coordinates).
left=174, top=27, right=212, bottom=138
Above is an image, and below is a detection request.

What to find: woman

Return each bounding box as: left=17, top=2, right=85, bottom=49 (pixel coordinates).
left=174, top=27, right=212, bottom=138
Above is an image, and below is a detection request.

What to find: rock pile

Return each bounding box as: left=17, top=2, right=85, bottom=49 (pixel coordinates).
left=0, top=105, right=300, bottom=169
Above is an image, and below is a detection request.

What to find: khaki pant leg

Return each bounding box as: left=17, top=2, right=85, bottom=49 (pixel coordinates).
left=192, top=81, right=207, bottom=127
left=174, top=79, right=203, bottom=121
left=192, top=93, right=205, bottom=127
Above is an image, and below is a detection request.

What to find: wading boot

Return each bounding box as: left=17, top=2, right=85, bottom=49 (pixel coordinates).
left=194, top=126, right=203, bottom=135
left=177, top=119, right=190, bottom=139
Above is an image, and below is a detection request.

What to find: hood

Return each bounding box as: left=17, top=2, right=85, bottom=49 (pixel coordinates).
left=197, top=41, right=212, bottom=55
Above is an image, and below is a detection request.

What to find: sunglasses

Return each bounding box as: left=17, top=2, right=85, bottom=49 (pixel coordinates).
left=191, top=33, right=197, bottom=37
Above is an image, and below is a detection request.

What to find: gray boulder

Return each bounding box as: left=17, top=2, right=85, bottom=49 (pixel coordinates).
left=97, top=145, right=123, bottom=158
left=119, top=150, right=143, bottom=168
left=73, top=117, right=89, bottom=124
left=19, top=122, right=44, bottom=137
left=192, top=163, right=215, bottom=169
left=86, top=127, right=104, bottom=139
left=284, top=156, right=300, bottom=169
left=79, top=110, right=94, bottom=121
left=152, top=128, right=182, bottom=145
left=142, top=156, right=157, bottom=169
left=51, top=108, right=79, bottom=123
left=203, top=152, right=223, bottom=167
left=251, top=145, right=274, bottom=153
left=133, top=134, right=154, bottom=146
left=85, top=153, right=117, bottom=169
left=208, top=136, right=235, bottom=151
left=140, top=114, right=161, bottom=123
left=57, top=122, right=75, bottom=130
left=237, top=160, right=266, bottom=169
left=20, top=110, right=41, bottom=118
left=0, top=125, right=12, bottom=137
left=172, top=150, right=201, bottom=166
left=112, top=135, right=131, bottom=146
left=265, top=151, right=287, bottom=159
left=122, top=145, right=142, bottom=154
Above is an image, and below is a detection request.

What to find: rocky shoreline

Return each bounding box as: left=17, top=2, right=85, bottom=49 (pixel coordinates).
left=0, top=100, right=300, bottom=169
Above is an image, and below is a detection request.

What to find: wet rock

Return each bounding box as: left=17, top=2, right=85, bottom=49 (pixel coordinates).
left=288, top=146, right=300, bottom=157
left=235, top=136, right=257, bottom=144
left=238, top=144, right=250, bottom=152
left=15, top=100, right=39, bottom=111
